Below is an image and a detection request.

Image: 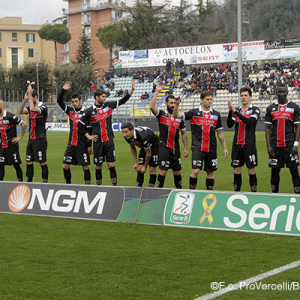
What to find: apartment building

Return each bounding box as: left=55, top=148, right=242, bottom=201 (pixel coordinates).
left=63, top=0, right=129, bottom=71
left=0, top=17, right=55, bottom=69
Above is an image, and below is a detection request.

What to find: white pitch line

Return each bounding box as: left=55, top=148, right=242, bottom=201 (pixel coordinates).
left=195, top=260, right=300, bottom=300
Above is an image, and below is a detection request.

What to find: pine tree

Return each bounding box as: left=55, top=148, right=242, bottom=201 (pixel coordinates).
left=75, top=30, right=95, bottom=65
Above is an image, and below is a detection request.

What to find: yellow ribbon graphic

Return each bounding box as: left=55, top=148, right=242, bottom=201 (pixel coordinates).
left=199, top=194, right=217, bottom=225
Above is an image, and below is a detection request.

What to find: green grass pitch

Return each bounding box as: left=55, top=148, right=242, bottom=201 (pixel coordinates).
left=1, top=131, right=300, bottom=299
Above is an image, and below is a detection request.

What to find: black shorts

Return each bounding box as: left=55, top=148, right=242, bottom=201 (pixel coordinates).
left=231, top=144, right=258, bottom=168
left=269, top=144, right=299, bottom=168
left=138, top=145, right=159, bottom=167
left=158, top=145, right=181, bottom=171
left=26, top=139, right=47, bottom=163
left=0, top=143, right=22, bottom=165
left=93, top=140, right=115, bottom=165
left=192, top=148, right=217, bottom=171
left=63, top=144, right=90, bottom=166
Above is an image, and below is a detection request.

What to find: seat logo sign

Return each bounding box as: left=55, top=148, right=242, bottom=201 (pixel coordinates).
left=165, top=192, right=195, bottom=224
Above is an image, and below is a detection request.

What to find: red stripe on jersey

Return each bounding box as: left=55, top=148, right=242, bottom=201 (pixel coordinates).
left=191, top=112, right=218, bottom=152
left=69, top=111, right=80, bottom=146
left=100, top=117, right=108, bottom=142
left=30, top=118, right=36, bottom=140
left=0, top=122, right=13, bottom=148
left=159, top=115, right=181, bottom=149
left=236, top=111, right=251, bottom=145
left=202, top=123, right=210, bottom=152
left=271, top=105, right=294, bottom=147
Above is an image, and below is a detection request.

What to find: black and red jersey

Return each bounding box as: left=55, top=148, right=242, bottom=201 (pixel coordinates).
left=60, top=103, right=86, bottom=147
left=0, top=111, right=23, bottom=149
left=124, top=126, right=159, bottom=149
left=156, top=110, right=186, bottom=149
left=228, top=105, right=260, bottom=146
left=80, top=95, right=130, bottom=143
left=25, top=104, right=47, bottom=140
left=183, top=107, right=223, bottom=152
left=265, top=100, right=300, bottom=147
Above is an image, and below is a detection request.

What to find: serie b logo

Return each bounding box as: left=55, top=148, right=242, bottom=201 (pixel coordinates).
left=170, top=192, right=195, bottom=224
left=8, top=184, right=31, bottom=212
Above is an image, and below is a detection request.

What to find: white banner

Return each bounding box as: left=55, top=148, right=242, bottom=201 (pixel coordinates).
left=148, top=44, right=224, bottom=66
left=223, top=40, right=265, bottom=62
left=265, top=47, right=300, bottom=59
left=46, top=123, right=70, bottom=132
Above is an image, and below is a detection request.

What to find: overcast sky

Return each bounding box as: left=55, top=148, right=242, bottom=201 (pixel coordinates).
left=0, top=0, right=224, bottom=25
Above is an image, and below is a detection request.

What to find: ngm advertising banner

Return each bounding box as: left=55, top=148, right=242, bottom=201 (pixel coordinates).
left=0, top=182, right=125, bottom=221
left=164, top=190, right=300, bottom=236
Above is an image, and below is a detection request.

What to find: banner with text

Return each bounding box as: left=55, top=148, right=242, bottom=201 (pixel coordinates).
left=0, top=182, right=124, bottom=221
left=163, top=190, right=300, bottom=236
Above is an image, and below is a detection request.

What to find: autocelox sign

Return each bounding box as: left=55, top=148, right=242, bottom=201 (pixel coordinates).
left=164, top=191, right=300, bottom=236
left=0, top=182, right=124, bottom=221
left=148, top=44, right=224, bottom=66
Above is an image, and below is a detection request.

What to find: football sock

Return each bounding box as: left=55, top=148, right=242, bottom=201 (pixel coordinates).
left=136, top=171, right=144, bottom=187
left=14, top=164, right=23, bottom=182
left=96, top=169, right=102, bottom=185
left=41, top=165, right=49, bottom=183
left=149, top=174, right=157, bottom=187
left=109, top=166, right=117, bottom=186
left=271, top=168, right=280, bottom=193
left=189, top=176, right=197, bottom=189
left=174, top=174, right=182, bottom=189
left=84, top=169, right=91, bottom=185
left=0, top=165, right=4, bottom=180
left=26, top=164, right=34, bottom=182
left=63, top=168, right=71, bottom=184
left=157, top=174, right=166, bottom=188
left=249, top=174, right=257, bottom=192
left=233, top=174, right=242, bottom=191
left=290, top=167, right=300, bottom=194
left=206, top=178, right=214, bottom=190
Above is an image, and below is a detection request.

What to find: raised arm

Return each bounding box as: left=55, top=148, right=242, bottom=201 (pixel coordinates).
left=173, top=96, right=184, bottom=119
left=150, top=81, right=164, bottom=116
left=27, top=85, right=40, bottom=113
left=19, top=91, right=28, bottom=115
left=57, top=81, right=72, bottom=110
left=118, top=79, right=136, bottom=106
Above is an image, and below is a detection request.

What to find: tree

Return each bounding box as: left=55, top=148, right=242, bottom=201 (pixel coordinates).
left=96, top=24, right=122, bottom=69
left=75, top=30, right=96, bottom=65
left=38, top=24, right=71, bottom=67
left=118, top=0, right=166, bottom=49
left=53, top=64, right=95, bottom=96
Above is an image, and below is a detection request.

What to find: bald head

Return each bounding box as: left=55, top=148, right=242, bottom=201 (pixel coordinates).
left=0, top=100, right=4, bottom=107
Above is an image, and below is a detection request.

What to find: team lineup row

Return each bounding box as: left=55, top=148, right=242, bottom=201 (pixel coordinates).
left=0, top=81, right=299, bottom=193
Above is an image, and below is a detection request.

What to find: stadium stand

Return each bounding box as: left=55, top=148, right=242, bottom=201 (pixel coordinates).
left=83, top=60, right=300, bottom=119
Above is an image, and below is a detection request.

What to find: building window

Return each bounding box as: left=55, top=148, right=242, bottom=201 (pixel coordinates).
left=12, top=33, right=17, bottom=42
left=0, top=48, right=2, bottom=57
left=12, top=48, right=18, bottom=67
left=0, top=32, right=2, bottom=41
left=28, top=48, right=34, bottom=57
left=26, top=33, right=35, bottom=42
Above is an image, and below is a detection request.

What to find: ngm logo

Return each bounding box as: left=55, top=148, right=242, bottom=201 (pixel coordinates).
left=8, top=184, right=107, bottom=214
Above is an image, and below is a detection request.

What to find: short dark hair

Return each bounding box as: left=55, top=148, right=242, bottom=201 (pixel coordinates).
left=32, top=90, right=38, bottom=98
left=240, top=86, right=252, bottom=96
left=200, top=90, right=213, bottom=100
left=71, top=94, right=81, bottom=100
left=276, top=83, right=288, bottom=90
left=165, top=95, right=175, bottom=103
left=121, top=122, right=134, bottom=131
left=94, top=89, right=106, bottom=99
